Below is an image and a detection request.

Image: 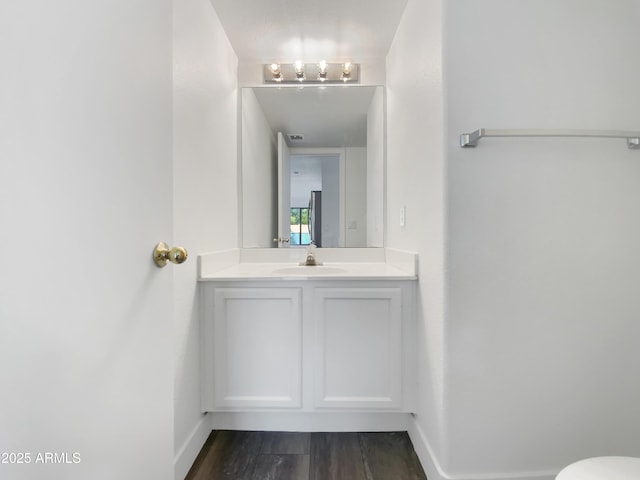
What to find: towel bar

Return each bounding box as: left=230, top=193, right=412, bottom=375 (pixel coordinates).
left=460, top=129, right=640, bottom=149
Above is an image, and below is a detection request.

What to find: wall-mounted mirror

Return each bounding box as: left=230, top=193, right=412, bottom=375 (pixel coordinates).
left=241, top=85, right=384, bottom=248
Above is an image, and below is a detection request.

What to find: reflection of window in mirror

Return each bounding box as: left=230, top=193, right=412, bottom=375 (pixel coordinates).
left=290, top=207, right=310, bottom=246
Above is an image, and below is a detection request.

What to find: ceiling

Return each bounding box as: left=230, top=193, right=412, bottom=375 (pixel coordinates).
left=250, top=85, right=378, bottom=148
left=209, top=0, right=408, bottom=64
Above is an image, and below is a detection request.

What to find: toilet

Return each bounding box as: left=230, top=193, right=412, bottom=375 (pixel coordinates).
left=556, top=457, right=640, bottom=479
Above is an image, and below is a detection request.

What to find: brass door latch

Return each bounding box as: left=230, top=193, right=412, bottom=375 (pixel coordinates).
left=153, top=242, right=188, bottom=268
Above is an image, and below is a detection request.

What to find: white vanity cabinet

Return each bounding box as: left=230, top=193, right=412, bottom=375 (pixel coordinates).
left=200, top=279, right=416, bottom=413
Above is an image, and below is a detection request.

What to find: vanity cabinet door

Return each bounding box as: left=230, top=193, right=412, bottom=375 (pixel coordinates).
left=203, top=287, right=302, bottom=410
left=313, top=287, right=403, bottom=409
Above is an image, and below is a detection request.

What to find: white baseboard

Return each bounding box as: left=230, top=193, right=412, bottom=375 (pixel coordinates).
left=210, top=411, right=411, bottom=432
left=407, top=416, right=558, bottom=480
left=174, top=414, right=213, bottom=480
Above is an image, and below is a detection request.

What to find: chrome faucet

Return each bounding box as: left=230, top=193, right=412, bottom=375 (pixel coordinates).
left=305, top=251, right=317, bottom=266
left=302, top=243, right=321, bottom=266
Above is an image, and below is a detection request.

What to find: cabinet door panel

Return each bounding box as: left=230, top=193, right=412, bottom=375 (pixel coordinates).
left=314, top=288, right=402, bottom=409
left=212, top=287, right=302, bottom=409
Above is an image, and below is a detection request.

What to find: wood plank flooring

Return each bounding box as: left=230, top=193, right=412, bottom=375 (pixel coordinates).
left=185, top=430, right=427, bottom=480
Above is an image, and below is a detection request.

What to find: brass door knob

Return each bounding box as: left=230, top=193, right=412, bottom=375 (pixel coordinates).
left=153, top=242, right=188, bottom=268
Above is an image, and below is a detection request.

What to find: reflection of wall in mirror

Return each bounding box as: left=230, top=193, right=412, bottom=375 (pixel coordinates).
left=345, top=148, right=367, bottom=247
left=241, top=88, right=277, bottom=248
left=367, top=87, right=384, bottom=247
left=320, top=158, right=339, bottom=247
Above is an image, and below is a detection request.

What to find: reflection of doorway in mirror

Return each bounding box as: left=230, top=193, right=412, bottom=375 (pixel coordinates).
left=290, top=154, right=341, bottom=247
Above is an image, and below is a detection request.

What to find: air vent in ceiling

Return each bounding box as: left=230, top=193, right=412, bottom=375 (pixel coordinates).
left=287, top=134, right=304, bottom=141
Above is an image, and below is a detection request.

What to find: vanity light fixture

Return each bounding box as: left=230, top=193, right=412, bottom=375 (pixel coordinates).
left=263, top=62, right=359, bottom=84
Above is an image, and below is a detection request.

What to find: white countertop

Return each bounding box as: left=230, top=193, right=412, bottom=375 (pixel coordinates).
left=198, top=248, right=418, bottom=281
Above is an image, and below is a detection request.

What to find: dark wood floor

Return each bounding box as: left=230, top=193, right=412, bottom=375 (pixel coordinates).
left=185, top=430, right=427, bottom=480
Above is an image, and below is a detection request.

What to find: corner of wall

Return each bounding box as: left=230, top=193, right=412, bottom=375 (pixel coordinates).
left=408, top=415, right=445, bottom=480
left=174, top=413, right=213, bottom=480
left=173, top=0, right=239, bottom=476
left=385, top=0, right=448, bottom=479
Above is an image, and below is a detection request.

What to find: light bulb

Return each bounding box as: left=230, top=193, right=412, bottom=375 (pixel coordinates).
left=268, top=63, right=282, bottom=81
left=341, top=62, right=353, bottom=81
left=318, top=60, right=328, bottom=81
left=294, top=61, right=305, bottom=81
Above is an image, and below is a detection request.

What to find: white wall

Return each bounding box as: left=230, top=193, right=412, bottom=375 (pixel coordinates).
left=172, top=0, right=237, bottom=477
left=386, top=0, right=446, bottom=478
left=0, top=1, right=174, bottom=479
left=445, top=1, right=640, bottom=478
left=390, top=1, right=640, bottom=479
left=241, top=88, right=277, bottom=248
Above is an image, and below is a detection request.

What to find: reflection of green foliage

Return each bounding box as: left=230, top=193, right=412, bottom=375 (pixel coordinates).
left=290, top=208, right=310, bottom=226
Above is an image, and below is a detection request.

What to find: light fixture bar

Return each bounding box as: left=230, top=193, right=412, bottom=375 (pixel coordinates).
left=264, top=62, right=359, bottom=84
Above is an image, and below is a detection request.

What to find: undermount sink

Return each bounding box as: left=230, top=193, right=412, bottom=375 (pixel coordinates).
left=272, top=266, right=347, bottom=276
